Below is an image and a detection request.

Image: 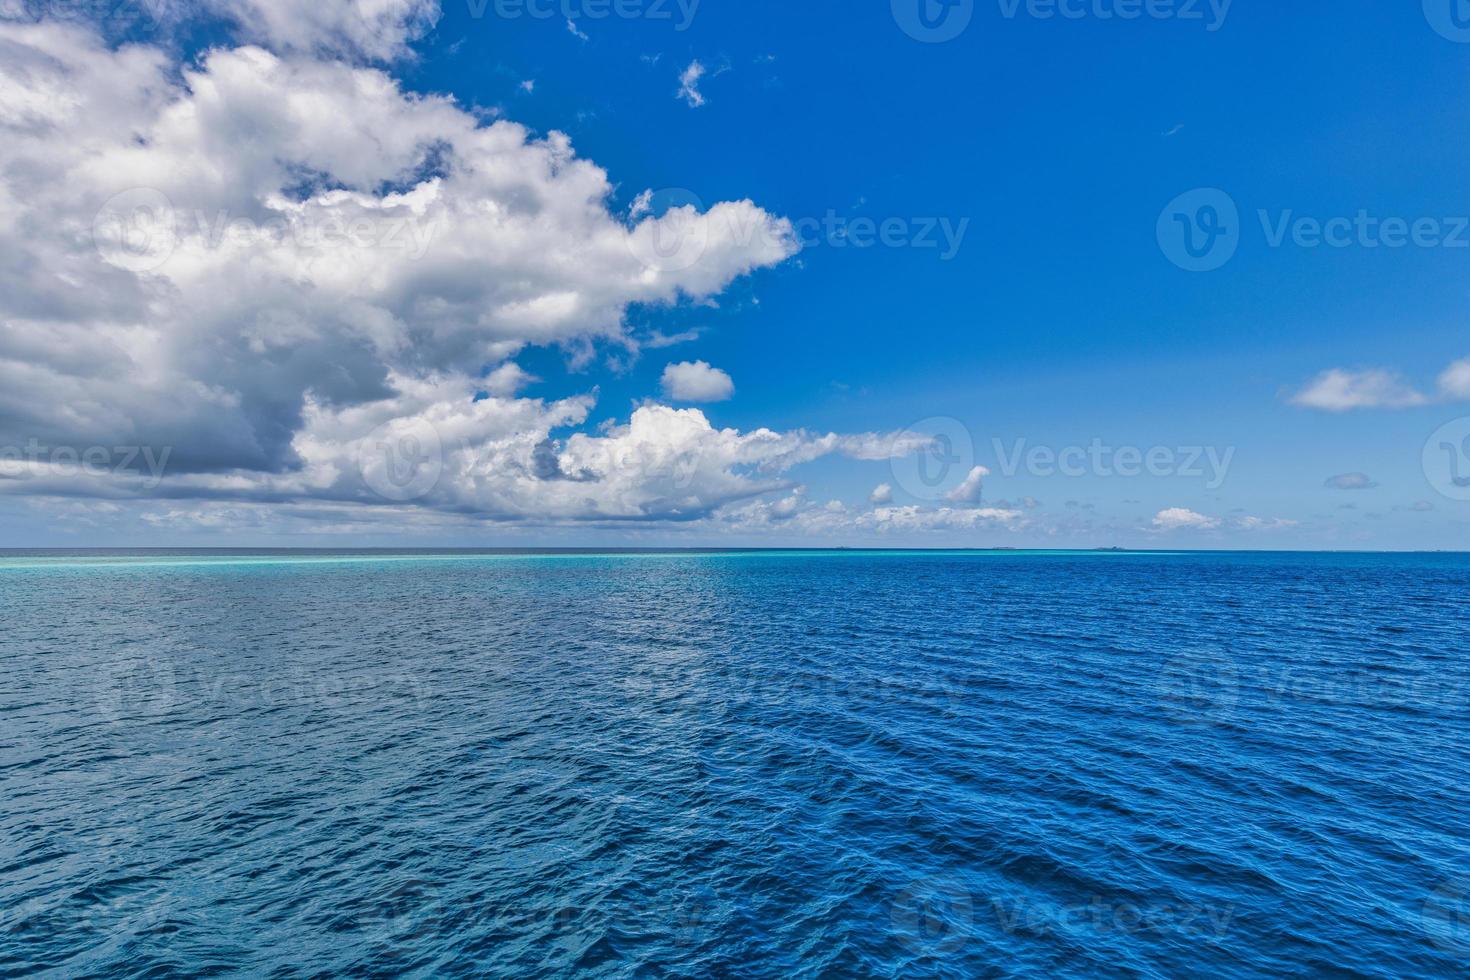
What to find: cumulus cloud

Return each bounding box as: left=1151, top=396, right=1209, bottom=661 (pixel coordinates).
left=2, top=0, right=443, bottom=62
left=0, top=8, right=1040, bottom=541
left=209, top=0, right=441, bottom=61
left=1439, top=358, right=1470, bottom=399
left=1289, top=369, right=1428, bottom=412
left=1233, top=515, right=1297, bottom=531
left=1324, top=472, right=1378, bottom=490
left=944, top=465, right=988, bottom=505
left=869, top=483, right=893, bottom=505
left=677, top=60, right=706, bottom=107
left=861, top=505, right=1023, bottom=533
left=660, top=360, right=734, bottom=403
left=0, top=18, right=839, bottom=526
left=1152, top=507, right=1220, bottom=531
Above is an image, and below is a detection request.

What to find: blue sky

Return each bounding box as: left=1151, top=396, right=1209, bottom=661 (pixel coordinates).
left=0, top=0, right=1466, bottom=547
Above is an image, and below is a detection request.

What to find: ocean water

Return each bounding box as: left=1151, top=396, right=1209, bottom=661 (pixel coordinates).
left=2, top=550, right=1468, bottom=977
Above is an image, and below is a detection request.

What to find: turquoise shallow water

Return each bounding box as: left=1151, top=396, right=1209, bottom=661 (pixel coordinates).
left=2, top=550, right=1468, bottom=977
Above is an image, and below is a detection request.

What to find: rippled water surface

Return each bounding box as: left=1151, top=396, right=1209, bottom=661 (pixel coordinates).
left=3, top=550, right=1469, bottom=977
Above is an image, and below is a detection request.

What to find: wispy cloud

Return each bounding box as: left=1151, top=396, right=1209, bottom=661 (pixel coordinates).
left=1290, top=369, right=1428, bottom=411
left=677, top=59, right=706, bottom=107
left=1324, top=472, right=1378, bottom=490
left=1152, top=507, right=1220, bottom=530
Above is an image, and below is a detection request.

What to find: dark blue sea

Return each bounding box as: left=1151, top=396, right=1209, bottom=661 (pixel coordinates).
left=2, top=550, right=1468, bottom=977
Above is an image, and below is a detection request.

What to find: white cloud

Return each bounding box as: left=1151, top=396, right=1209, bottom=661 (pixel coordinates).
left=482, top=362, right=536, bottom=397
left=0, top=19, right=810, bottom=522
left=1234, top=515, right=1297, bottom=531
left=661, top=361, right=734, bottom=402
left=208, top=0, right=441, bottom=62
left=565, top=17, right=588, bottom=41
left=861, top=505, right=1023, bottom=533
left=1289, top=369, right=1428, bottom=412
left=1152, top=507, right=1220, bottom=531
left=1324, top=472, right=1378, bottom=490
left=1439, top=358, right=1470, bottom=399
left=869, top=483, right=893, bottom=505
left=944, top=465, right=988, bottom=505
left=677, top=59, right=706, bottom=107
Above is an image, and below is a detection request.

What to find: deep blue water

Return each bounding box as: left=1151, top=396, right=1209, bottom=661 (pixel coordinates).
left=2, top=550, right=1468, bottom=977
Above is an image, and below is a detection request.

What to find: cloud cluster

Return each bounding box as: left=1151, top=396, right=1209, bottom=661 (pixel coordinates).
left=1290, top=357, right=1470, bottom=411
left=660, top=360, right=734, bottom=402
left=0, top=15, right=894, bottom=528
